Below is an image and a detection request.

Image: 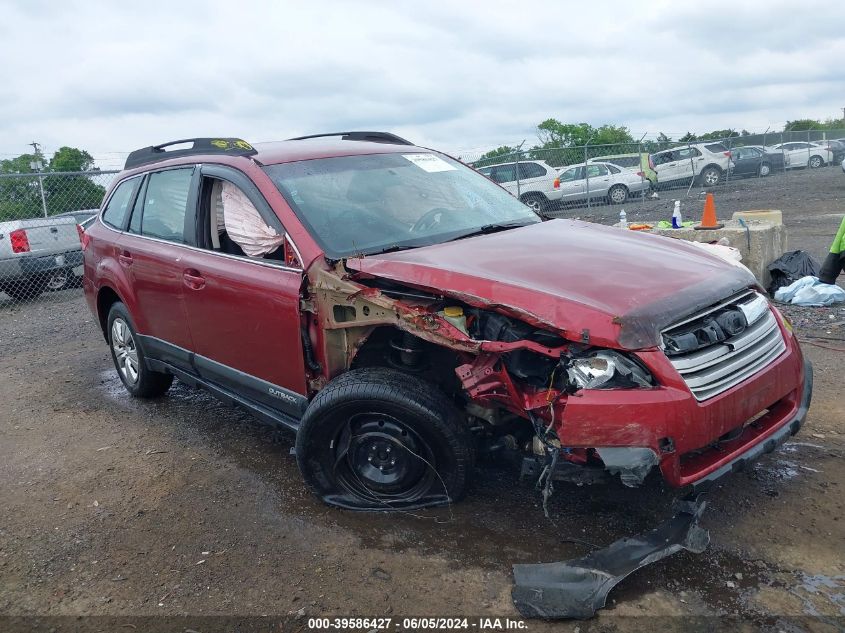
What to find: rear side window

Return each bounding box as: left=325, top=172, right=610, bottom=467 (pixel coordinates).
left=491, top=164, right=517, bottom=183
left=677, top=147, right=701, bottom=160
left=586, top=164, right=608, bottom=177
left=137, top=169, right=193, bottom=243
left=607, top=164, right=621, bottom=174
left=518, top=162, right=547, bottom=178
left=101, top=177, right=140, bottom=229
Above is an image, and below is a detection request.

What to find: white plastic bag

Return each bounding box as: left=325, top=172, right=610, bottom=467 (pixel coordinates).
left=774, top=275, right=845, bottom=306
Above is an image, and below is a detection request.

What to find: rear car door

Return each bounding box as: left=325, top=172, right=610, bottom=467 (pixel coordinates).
left=584, top=163, right=610, bottom=198
left=652, top=150, right=680, bottom=183
left=731, top=147, right=760, bottom=176
left=176, top=165, right=308, bottom=418
left=674, top=147, right=700, bottom=181
left=120, top=166, right=198, bottom=365
left=490, top=163, right=518, bottom=195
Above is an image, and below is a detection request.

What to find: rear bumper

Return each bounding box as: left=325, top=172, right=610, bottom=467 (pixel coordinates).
left=1, top=251, right=82, bottom=282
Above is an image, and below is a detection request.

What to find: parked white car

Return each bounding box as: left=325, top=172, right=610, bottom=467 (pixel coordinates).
left=650, top=142, right=732, bottom=188
left=556, top=161, right=650, bottom=205
left=769, top=142, right=832, bottom=169
left=476, top=160, right=563, bottom=212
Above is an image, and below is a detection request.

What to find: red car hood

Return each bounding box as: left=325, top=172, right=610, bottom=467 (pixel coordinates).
left=347, top=219, right=757, bottom=349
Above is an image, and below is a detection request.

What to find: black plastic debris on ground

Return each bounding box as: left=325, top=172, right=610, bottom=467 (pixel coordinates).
left=767, top=250, right=820, bottom=295
left=512, top=496, right=709, bottom=619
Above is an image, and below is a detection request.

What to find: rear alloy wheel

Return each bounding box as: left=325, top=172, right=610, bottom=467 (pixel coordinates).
left=759, top=162, right=771, bottom=177
left=295, top=367, right=472, bottom=510
left=700, top=166, right=722, bottom=187
left=107, top=302, right=173, bottom=398
left=521, top=194, right=547, bottom=214
left=808, top=155, right=823, bottom=169
left=607, top=184, right=628, bottom=205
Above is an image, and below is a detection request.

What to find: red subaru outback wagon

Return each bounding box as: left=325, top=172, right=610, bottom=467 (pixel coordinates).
left=82, top=133, right=812, bottom=510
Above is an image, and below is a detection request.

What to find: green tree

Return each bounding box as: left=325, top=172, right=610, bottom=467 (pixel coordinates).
left=473, top=145, right=519, bottom=167
left=0, top=146, right=106, bottom=220
left=785, top=119, right=824, bottom=131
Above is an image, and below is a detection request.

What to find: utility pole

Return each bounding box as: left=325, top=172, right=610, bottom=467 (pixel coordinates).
left=28, top=141, right=48, bottom=217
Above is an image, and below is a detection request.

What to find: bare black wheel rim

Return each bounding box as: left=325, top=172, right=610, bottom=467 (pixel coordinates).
left=333, top=413, right=436, bottom=503
left=46, top=270, right=68, bottom=290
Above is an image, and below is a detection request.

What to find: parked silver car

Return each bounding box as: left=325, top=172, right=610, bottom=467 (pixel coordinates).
left=0, top=215, right=83, bottom=301
left=556, top=161, right=650, bottom=205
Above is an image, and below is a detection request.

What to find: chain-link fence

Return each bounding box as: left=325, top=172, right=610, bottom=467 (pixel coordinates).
left=457, top=129, right=845, bottom=217
left=0, top=170, right=117, bottom=304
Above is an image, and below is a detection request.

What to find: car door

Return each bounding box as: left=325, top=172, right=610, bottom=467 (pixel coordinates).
left=517, top=162, right=550, bottom=196
left=652, top=150, right=681, bottom=183
left=490, top=163, right=518, bottom=195
left=120, top=166, right=198, bottom=367
left=176, top=164, right=308, bottom=418
left=731, top=147, right=759, bottom=176
left=674, top=147, right=700, bottom=181
left=558, top=166, right=586, bottom=201
left=584, top=164, right=610, bottom=198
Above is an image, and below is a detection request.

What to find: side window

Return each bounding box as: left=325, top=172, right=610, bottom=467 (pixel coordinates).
left=607, top=164, right=621, bottom=174
left=652, top=152, right=672, bottom=165
left=128, top=177, right=147, bottom=234
left=518, top=162, right=546, bottom=179
left=559, top=168, right=578, bottom=182
left=138, top=168, right=193, bottom=243
left=203, top=177, right=285, bottom=260
left=677, top=148, right=701, bottom=160
left=586, top=164, right=608, bottom=178
left=101, top=177, right=140, bottom=229
left=492, top=164, right=517, bottom=183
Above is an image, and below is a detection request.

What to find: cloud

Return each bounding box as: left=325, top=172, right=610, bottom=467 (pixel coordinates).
left=0, top=0, right=843, bottom=168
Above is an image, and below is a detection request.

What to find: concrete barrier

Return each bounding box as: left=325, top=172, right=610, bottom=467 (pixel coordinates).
left=648, top=211, right=787, bottom=288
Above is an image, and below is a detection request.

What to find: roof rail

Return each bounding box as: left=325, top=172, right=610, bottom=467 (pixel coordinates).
left=124, top=138, right=257, bottom=170
left=287, top=131, right=414, bottom=146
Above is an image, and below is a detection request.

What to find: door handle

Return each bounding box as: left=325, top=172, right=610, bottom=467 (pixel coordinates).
left=118, top=250, right=133, bottom=267
left=183, top=268, right=206, bottom=290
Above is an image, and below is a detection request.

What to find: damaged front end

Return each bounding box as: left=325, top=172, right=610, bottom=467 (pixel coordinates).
left=302, top=260, right=662, bottom=510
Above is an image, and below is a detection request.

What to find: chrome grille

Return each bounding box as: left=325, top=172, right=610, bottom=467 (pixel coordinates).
left=664, top=291, right=786, bottom=401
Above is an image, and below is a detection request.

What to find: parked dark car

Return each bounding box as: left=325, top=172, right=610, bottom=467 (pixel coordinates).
left=729, top=146, right=785, bottom=178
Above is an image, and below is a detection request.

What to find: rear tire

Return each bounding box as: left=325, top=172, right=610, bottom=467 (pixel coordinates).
left=607, top=184, right=628, bottom=205
left=295, top=367, right=472, bottom=510
left=808, top=155, right=823, bottom=168
left=759, top=162, right=771, bottom=177
left=107, top=302, right=173, bottom=398
left=699, top=166, right=722, bottom=187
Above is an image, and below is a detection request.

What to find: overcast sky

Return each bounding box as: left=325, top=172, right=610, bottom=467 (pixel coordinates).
left=2, top=0, right=844, bottom=169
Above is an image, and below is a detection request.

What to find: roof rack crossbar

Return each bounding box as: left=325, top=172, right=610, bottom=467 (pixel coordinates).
left=287, top=131, right=414, bottom=146
left=124, top=137, right=257, bottom=170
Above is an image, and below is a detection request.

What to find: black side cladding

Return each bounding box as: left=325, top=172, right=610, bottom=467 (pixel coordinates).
left=512, top=497, right=709, bottom=619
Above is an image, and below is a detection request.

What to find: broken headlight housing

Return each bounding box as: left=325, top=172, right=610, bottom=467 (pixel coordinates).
left=566, top=351, right=654, bottom=390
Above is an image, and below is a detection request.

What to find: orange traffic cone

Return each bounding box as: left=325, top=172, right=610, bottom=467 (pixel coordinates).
left=694, top=193, right=723, bottom=230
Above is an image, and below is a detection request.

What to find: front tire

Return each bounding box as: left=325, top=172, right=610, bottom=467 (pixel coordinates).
left=759, top=162, right=771, bottom=177
left=808, top=155, right=823, bottom=168
left=520, top=193, right=548, bottom=214
left=607, top=184, right=628, bottom=205
left=295, top=367, right=472, bottom=510
left=107, top=302, right=173, bottom=398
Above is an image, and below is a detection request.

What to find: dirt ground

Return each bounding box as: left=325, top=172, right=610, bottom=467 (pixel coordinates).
left=0, top=167, right=843, bottom=632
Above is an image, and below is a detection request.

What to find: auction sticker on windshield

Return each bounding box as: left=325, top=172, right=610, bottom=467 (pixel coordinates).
left=403, top=153, right=456, bottom=172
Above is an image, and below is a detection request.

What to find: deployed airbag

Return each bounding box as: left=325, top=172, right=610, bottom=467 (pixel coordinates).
left=221, top=181, right=285, bottom=258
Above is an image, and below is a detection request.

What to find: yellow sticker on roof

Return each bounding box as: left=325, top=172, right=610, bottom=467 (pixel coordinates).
left=402, top=153, right=455, bottom=172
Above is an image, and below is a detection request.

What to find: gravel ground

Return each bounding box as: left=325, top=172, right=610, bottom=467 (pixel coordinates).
left=0, top=166, right=843, bottom=632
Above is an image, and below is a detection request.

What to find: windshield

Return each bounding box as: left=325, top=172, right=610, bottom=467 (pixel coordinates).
left=262, top=152, right=540, bottom=258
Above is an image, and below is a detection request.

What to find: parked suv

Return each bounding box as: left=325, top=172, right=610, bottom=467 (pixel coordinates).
left=650, top=143, right=732, bottom=188
left=83, top=134, right=812, bottom=511
left=475, top=160, right=562, bottom=212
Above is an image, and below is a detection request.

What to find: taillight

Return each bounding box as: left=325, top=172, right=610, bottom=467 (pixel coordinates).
left=76, top=223, right=90, bottom=250
left=724, top=151, right=732, bottom=158
left=553, top=177, right=560, bottom=189
left=10, top=229, right=30, bottom=253
left=636, top=171, right=645, bottom=178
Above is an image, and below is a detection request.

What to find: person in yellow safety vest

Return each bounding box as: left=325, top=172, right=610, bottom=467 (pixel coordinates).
left=819, top=215, right=845, bottom=285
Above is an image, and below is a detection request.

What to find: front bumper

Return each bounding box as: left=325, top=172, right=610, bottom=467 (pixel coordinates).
left=687, top=358, right=811, bottom=493
left=554, top=318, right=810, bottom=489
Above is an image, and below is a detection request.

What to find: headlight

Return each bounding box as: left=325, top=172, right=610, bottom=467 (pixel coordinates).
left=567, top=351, right=654, bottom=390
